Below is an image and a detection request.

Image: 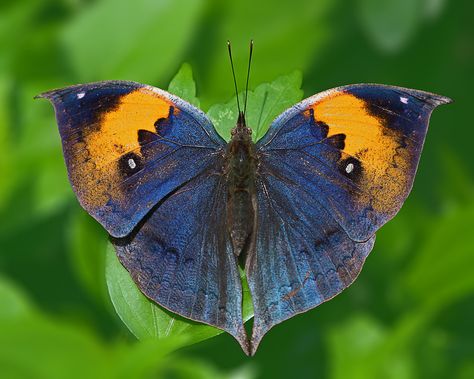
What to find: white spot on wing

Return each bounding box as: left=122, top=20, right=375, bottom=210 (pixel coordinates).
left=400, top=96, right=409, bottom=104
left=128, top=158, right=136, bottom=169
left=77, top=92, right=85, bottom=99
left=345, top=163, right=354, bottom=174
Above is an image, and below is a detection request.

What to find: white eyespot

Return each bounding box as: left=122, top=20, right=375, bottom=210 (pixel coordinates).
left=345, top=163, right=354, bottom=174
left=128, top=158, right=137, bottom=169
left=400, top=96, right=409, bottom=104
left=77, top=92, right=85, bottom=99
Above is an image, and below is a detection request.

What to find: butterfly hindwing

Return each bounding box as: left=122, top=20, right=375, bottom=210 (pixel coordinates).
left=247, top=171, right=375, bottom=354
left=247, top=84, right=451, bottom=352
left=112, top=160, right=249, bottom=353
left=39, top=81, right=225, bottom=237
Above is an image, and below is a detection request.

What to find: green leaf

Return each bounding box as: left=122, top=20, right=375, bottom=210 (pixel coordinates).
left=207, top=71, right=303, bottom=142
left=106, top=243, right=253, bottom=347
left=62, top=0, right=205, bottom=83
left=168, top=63, right=200, bottom=108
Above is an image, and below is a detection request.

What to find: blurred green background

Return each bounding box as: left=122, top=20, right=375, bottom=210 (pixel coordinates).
left=1, top=0, right=473, bottom=378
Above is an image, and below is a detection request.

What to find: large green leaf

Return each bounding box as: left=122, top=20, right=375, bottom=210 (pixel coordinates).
left=207, top=71, right=303, bottom=142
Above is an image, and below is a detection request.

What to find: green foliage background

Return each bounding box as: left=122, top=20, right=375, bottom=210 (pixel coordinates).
left=1, top=0, right=473, bottom=378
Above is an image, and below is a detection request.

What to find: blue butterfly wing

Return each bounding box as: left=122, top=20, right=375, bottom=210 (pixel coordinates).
left=39, top=81, right=225, bottom=237
left=247, top=172, right=375, bottom=354
left=112, top=160, right=248, bottom=353
left=247, top=84, right=451, bottom=353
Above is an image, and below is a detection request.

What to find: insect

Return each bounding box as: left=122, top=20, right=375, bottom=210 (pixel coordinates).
left=38, top=41, right=451, bottom=355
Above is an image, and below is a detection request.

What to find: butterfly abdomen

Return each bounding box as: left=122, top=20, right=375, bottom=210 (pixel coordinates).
left=226, top=135, right=258, bottom=257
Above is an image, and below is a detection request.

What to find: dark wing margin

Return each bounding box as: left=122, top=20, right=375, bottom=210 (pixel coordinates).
left=247, top=84, right=451, bottom=353
left=112, top=160, right=249, bottom=354
left=37, top=81, right=226, bottom=238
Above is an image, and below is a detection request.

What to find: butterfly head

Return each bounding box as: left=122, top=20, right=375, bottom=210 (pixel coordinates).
left=230, top=111, right=252, bottom=141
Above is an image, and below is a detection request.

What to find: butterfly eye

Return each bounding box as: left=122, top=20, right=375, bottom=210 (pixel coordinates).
left=247, top=128, right=252, bottom=135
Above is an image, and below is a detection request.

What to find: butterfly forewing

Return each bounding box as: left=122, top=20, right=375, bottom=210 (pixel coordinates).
left=39, top=81, right=225, bottom=238
left=256, top=84, right=451, bottom=241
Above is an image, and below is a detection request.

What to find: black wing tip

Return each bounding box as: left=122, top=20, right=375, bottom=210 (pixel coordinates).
left=34, top=91, right=56, bottom=101
left=34, top=80, right=145, bottom=102
left=427, top=93, right=453, bottom=106
left=343, top=83, right=453, bottom=107
left=34, top=88, right=60, bottom=100
left=402, top=88, right=453, bottom=107
left=35, top=87, right=72, bottom=102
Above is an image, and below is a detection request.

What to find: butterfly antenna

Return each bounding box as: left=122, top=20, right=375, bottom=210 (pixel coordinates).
left=244, top=39, right=253, bottom=117
left=227, top=40, right=241, bottom=114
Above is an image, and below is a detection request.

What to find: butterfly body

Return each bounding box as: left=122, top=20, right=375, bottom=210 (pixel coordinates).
left=39, top=79, right=451, bottom=355
left=226, top=112, right=258, bottom=257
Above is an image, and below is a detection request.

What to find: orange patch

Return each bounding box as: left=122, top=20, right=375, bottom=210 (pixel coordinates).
left=308, top=92, right=411, bottom=212
left=86, top=88, right=173, bottom=169
left=71, top=88, right=175, bottom=208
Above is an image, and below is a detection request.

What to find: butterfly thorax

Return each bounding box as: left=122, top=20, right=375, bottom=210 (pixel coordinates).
left=225, top=112, right=257, bottom=257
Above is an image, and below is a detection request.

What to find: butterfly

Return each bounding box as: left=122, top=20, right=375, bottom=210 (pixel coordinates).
left=37, top=43, right=451, bottom=355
